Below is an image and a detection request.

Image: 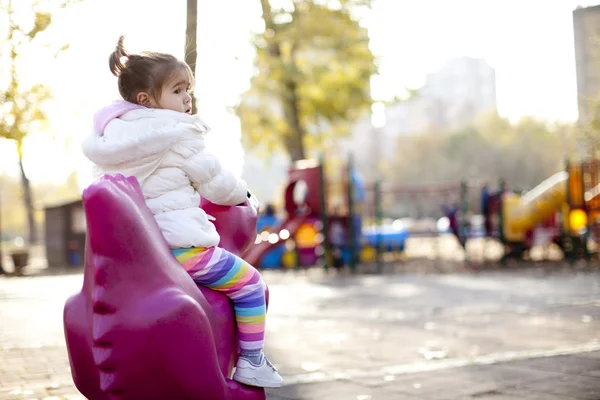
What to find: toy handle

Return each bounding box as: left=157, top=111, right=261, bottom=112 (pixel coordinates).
left=200, top=190, right=259, bottom=256
left=239, top=190, right=260, bottom=214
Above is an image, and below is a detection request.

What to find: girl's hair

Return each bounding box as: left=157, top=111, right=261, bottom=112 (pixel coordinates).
left=109, top=36, right=194, bottom=104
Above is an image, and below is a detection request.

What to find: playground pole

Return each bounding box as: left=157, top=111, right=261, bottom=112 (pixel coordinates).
left=564, top=160, right=574, bottom=264
left=347, top=153, right=357, bottom=273
left=318, top=153, right=330, bottom=271
left=580, top=161, right=591, bottom=261
left=374, top=180, right=383, bottom=273
left=498, top=178, right=506, bottom=265
left=459, top=180, right=469, bottom=264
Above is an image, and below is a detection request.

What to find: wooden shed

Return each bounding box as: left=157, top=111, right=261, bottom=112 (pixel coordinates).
left=44, top=199, right=86, bottom=268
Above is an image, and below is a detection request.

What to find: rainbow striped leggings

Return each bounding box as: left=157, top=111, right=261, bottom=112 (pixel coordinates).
left=172, top=247, right=266, bottom=353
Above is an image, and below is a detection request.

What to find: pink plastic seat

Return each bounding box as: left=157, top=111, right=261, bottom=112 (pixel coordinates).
left=63, top=174, right=265, bottom=400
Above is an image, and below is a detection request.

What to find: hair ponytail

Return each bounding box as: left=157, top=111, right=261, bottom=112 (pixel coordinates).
left=108, top=35, right=194, bottom=104
left=109, top=36, right=129, bottom=77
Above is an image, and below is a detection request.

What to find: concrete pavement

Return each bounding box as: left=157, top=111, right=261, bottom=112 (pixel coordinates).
left=1, top=267, right=600, bottom=399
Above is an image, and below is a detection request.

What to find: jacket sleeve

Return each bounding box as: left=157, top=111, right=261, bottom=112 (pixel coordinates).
left=181, top=149, right=248, bottom=206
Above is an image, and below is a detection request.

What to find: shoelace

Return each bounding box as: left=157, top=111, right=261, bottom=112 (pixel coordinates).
left=265, top=358, right=278, bottom=372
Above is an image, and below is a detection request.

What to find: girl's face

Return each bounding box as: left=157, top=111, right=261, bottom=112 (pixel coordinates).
left=155, top=69, right=193, bottom=114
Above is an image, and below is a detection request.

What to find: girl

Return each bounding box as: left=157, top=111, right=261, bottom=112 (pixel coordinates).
left=82, top=37, right=283, bottom=389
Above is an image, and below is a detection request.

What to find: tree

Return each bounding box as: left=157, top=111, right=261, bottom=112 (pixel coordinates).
left=236, top=0, right=376, bottom=161
left=185, top=0, right=198, bottom=114
left=379, top=113, right=577, bottom=219
left=0, top=0, right=74, bottom=244
left=390, top=112, right=577, bottom=191
left=0, top=171, right=81, bottom=239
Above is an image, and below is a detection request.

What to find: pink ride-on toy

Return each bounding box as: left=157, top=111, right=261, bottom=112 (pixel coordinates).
left=63, top=174, right=266, bottom=400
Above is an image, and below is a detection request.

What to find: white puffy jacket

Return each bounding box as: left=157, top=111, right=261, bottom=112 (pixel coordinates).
left=82, top=101, right=248, bottom=249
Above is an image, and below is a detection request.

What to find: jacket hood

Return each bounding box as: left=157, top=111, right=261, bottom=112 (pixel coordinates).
left=83, top=101, right=211, bottom=166
left=93, top=100, right=145, bottom=135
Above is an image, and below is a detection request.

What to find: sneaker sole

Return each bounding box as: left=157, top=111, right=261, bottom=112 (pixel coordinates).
left=232, top=373, right=283, bottom=389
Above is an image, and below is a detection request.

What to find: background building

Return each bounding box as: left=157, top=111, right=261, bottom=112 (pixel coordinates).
left=573, top=4, right=600, bottom=124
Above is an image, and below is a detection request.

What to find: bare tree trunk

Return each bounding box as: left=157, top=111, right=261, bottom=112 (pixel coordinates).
left=282, top=79, right=306, bottom=161
left=17, top=141, right=36, bottom=244
left=185, top=0, right=198, bottom=114
left=260, top=0, right=306, bottom=162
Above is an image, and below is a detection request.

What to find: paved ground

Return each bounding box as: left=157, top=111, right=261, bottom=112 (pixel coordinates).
left=3, top=347, right=600, bottom=400
left=1, top=265, right=600, bottom=399
left=268, top=351, right=600, bottom=399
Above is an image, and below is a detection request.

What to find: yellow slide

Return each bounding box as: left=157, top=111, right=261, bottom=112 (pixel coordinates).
left=502, top=172, right=568, bottom=242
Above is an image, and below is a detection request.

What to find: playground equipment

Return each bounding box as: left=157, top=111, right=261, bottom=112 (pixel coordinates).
left=244, top=159, right=321, bottom=268
left=63, top=174, right=265, bottom=400
left=476, top=160, right=600, bottom=261
left=500, top=172, right=567, bottom=243
left=253, top=212, right=286, bottom=269
left=246, top=155, right=409, bottom=271
left=249, top=154, right=600, bottom=265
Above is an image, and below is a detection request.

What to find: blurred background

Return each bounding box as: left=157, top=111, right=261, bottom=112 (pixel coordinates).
left=1, top=0, right=599, bottom=247
left=2, top=1, right=600, bottom=399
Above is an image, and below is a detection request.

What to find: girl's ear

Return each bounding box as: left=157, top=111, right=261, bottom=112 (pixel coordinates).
left=136, top=92, right=154, bottom=107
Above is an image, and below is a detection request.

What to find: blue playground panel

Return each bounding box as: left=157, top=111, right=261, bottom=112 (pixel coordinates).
left=362, top=226, right=409, bottom=252
left=255, top=215, right=285, bottom=269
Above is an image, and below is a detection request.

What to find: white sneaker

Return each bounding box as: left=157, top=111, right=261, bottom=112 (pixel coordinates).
left=233, top=356, right=283, bottom=388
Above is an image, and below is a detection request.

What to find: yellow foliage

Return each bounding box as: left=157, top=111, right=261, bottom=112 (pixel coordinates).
left=1, top=0, right=76, bottom=242
left=1, top=172, right=82, bottom=238
left=236, top=0, right=376, bottom=159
